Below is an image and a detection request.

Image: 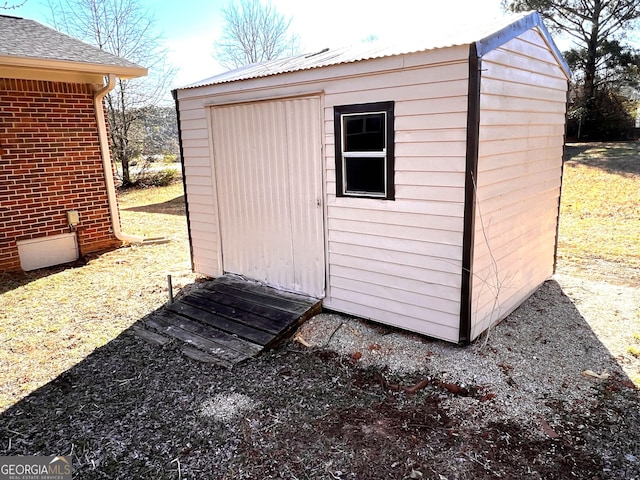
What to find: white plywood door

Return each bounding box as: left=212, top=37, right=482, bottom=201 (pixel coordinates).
left=210, top=96, right=325, bottom=298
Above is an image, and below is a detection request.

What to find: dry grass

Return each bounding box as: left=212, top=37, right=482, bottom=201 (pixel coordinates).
left=556, top=142, right=640, bottom=386
left=0, top=181, right=198, bottom=412
left=558, top=142, right=640, bottom=282
left=118, top=182, right=187, bottom=238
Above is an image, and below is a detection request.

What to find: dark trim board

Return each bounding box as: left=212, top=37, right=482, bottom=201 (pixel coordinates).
left=333, top=101, right=396, bottom=200
left=171, top=89, right=195, bottom=271
left=459, top=43, right=482, bottom=345
left=554, top=81, right=571, bottom=274
left=140, top=275, right=322, bottom=366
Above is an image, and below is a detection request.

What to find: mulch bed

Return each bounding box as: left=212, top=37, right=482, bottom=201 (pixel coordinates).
left=1, top=294, right=639, bottom=479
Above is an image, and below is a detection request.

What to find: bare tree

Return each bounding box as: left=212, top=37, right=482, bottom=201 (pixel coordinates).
left=214, top=0, right=299, bottom=70
left=0, top=1, right=27, bottom=8
left=48, top=0, right=176, bottom=187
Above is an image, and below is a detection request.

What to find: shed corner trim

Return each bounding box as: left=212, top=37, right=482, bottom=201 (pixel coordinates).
left=171, top=88, right=195, bottom=271
left=459, top=42, right=482, bottom=344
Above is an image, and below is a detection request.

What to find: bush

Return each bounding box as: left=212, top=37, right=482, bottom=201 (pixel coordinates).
left=141, top=168, right=180, bottom=187
left=568, top=89, right=638, bottom=141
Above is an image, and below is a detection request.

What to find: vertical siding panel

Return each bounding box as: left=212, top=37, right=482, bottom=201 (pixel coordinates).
left=210, top=98, right=324, bottom=296
left=271, top=100, right=295, bottom=289
left=212, top=103, right=291, bottom=286
left=285, top=97, right=325, bottom=296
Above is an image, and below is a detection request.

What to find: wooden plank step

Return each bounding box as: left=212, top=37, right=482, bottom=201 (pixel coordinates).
left=139, top=275, right=321, bottom=365
left=168, top=300, right=274, bottom=346
left=181, top=292, right=284, bottom=334
left=191, top=287, right=305, bottom=326
left=145, top=312, right=253, bottom=365
left=180, top=346, right=234, bottom=368
left=203, top=282, right=316, bottom=315
left=147, top=310, right=262, bottom=356
left=131, top=325, right=172, bottom=346
left=213, top=276, right=321, bottom=308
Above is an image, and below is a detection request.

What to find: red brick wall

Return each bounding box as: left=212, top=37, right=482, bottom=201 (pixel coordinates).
left=0, top=78, right=121, bottom=272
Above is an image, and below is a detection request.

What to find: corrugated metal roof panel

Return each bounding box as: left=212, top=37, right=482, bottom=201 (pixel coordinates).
left=181, top=11, right=548, bottom=89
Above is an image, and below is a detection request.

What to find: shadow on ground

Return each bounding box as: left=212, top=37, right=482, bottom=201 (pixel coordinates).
left=0, top=249, right=115, bottom=295
left=120, top=195, right=186, bottom=216
left=1, top=281, right=639, bottom=479
left=565, top=142, right=640, bottom=176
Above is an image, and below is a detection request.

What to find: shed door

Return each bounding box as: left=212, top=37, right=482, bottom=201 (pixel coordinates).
left=211, top=97, right=325, bottom=298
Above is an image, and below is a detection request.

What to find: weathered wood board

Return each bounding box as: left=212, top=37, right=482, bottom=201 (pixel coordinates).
left=138, top=275, right=322, bottom=366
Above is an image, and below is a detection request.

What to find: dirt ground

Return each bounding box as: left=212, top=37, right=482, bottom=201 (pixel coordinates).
left=0, top=143, right=638, bottom=479
left=1, top=285, right=638, bottom=479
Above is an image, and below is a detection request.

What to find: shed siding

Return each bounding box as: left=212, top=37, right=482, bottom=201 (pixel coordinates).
left=175, top=97, right=221, bottom=275
left=470, top=29, right=567, bottom=340
left=322, top=53, right=469, bottom=343
left=177, top=46, right=469, bottom=342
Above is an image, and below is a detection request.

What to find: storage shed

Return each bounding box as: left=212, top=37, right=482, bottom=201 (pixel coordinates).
left=173, top=11, right=570, bottom=344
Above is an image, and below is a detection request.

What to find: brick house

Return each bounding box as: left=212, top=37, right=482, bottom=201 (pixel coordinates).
left=0, top=15, right=146, bottom=272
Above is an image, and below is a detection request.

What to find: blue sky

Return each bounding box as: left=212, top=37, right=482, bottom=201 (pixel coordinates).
left=11, top=0, right=509, bottom=87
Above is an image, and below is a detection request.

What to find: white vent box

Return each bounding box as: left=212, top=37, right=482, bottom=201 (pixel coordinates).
left=17, top=232, right=79, bottom=271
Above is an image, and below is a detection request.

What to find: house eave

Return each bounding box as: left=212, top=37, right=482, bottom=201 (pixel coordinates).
left=0, top=55, right=147, bottom=83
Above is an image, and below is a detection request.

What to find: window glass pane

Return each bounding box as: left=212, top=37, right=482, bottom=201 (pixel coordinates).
left=344, top=157, right=385, bottom=194
left=344, top=113, right=385, bottom=152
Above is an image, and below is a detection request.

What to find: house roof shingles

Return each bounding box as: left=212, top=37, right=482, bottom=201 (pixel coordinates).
left=0, top=14, right=146, bottom=77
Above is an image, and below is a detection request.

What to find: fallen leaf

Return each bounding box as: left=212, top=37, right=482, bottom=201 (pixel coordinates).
left=437, top=382, right=469, bottom=396
left=582, top=369, right=610, bottom=380
left=293, top=332, right=310, bottom=347
left=538, top=417, right=560, bottom=438
left=404, top=378, right=431, bottom=394
left=480, top=393, right=496, bottom=402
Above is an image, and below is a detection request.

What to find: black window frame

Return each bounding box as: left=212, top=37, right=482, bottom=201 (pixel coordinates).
left=334, top=101, right=395, bottom=200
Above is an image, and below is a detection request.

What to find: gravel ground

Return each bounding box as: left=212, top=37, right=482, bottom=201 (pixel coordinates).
left=297, top=277, right=640, bottom=437
left=1, top=276, right=638, bottom=479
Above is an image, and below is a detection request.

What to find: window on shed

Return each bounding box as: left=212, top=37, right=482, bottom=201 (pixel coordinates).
left=334, top=101, right=394, bottom=199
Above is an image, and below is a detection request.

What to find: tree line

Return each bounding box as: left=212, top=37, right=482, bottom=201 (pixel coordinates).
left=5, top=0, right=639, bottom=188
left=505, top=0, right=640, bottom=140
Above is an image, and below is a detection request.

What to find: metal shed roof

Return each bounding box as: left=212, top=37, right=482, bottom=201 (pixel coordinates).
left=182, top=11, right=569, bottom=90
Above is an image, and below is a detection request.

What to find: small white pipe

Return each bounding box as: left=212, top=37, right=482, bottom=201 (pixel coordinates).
left=94, top=74, right=143, bottom=243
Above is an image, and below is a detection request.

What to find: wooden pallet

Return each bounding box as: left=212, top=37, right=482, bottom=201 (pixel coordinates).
left=139, top=275, right=322, bottom=367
